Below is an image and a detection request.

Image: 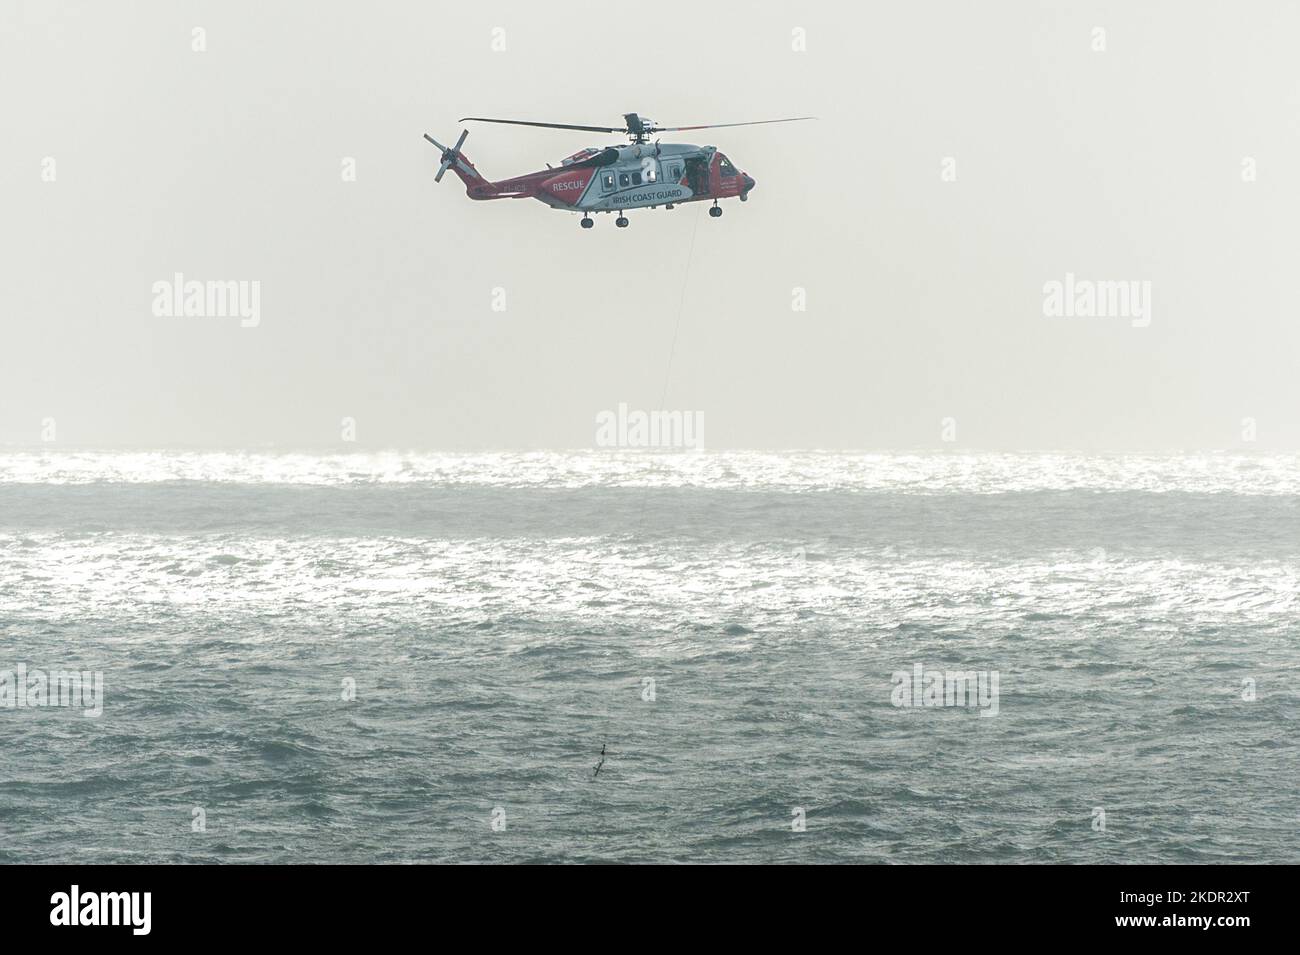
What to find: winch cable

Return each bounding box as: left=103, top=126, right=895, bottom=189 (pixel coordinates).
left=594, top=202, right=704, bottom=782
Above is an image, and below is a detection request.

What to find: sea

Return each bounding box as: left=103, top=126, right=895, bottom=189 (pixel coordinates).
left=1, top=451, right=1296, bottom=863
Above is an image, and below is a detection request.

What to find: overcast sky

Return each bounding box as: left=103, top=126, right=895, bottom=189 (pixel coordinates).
left=3, top=0, right=1298, bottom=450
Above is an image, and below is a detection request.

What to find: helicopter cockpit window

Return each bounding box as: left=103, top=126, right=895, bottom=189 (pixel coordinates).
left=718, top=155, right=738, bottom=178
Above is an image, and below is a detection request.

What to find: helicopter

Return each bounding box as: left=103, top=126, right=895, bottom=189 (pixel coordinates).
left=423, top=112, right=813, bottom=228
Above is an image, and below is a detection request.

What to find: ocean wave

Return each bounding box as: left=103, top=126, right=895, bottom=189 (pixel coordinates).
left=4, top=450, right=1300, bottom=494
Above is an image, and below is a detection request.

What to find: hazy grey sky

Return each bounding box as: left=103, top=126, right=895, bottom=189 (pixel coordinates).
left=3, top=0, right=1298, bottom=449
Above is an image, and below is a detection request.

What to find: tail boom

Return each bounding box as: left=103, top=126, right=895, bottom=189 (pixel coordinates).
left=428, top=129, right=565, bottom=201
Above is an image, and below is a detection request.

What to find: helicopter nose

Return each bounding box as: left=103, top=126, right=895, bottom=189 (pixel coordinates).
left=742, top=174, right=756, bottom=192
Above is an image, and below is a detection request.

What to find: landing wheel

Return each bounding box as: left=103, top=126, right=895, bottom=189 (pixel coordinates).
left=708, top=204, right=723, bottom=218
left=615, top=216, right=629, bottom=228
left=580, top=216, right=594, bottom=229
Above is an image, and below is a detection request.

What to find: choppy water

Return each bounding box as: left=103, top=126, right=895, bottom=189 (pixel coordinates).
left=1, top=451, right=1297, bottom=863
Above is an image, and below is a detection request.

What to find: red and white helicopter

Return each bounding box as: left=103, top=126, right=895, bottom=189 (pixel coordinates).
left=423, top=112, right=813, bottom=228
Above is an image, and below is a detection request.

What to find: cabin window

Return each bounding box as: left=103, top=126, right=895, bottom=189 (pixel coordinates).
left=631, top=171, right=642, bottom=185
left=718, top=155, right=738, bottom=179
left=668, top=164, right=681, bottom=180
left=619, top=172, right=630, bottom=187
left=601, top=172, right=616, bottom=193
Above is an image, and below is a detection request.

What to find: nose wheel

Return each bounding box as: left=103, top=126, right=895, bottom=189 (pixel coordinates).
left=615, top=215, right=629, bottom=228
left=580, top=216, right=594, bottom=229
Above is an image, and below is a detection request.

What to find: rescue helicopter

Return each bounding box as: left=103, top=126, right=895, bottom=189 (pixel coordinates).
left=423, top=112, right=813, bottom=228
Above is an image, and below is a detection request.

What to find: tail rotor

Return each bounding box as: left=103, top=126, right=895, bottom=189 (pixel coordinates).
left=424, top=129, right=469, bottom=182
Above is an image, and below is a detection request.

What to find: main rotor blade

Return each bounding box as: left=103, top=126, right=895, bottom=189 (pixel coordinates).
left=651, top=116, right=817, bottom=133
left=459, top=116, right=625, bottom=134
